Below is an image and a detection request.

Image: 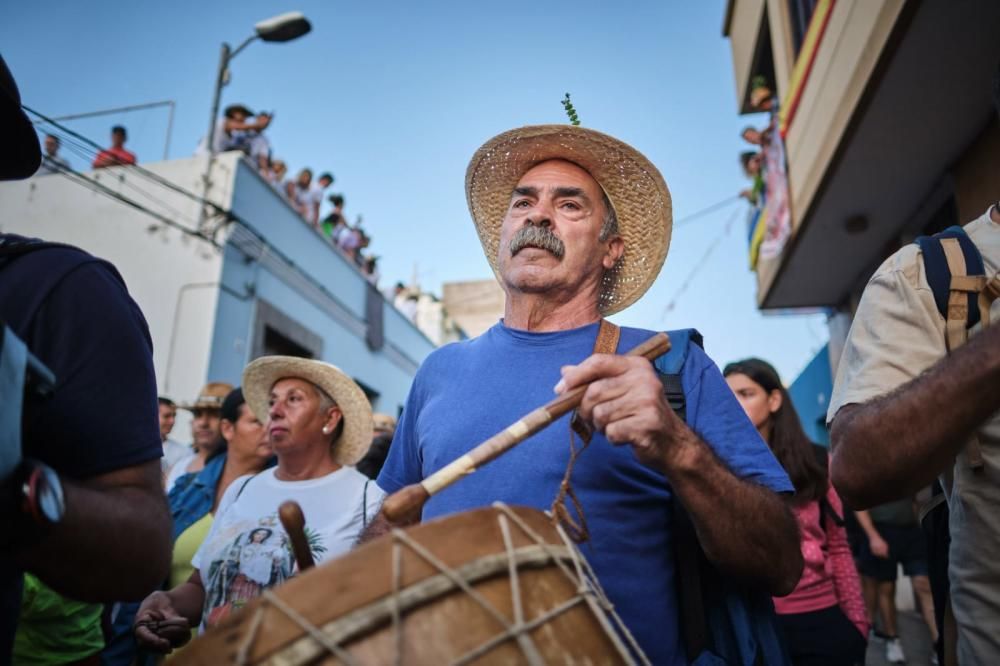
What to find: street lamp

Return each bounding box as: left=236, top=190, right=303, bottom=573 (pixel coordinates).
left=205, top=12, right=312, bottom=156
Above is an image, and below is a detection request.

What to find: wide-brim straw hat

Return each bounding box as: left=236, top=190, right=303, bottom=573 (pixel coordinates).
left=180, top=381, right=234, bottom=412
left=242, top=357, right=374, bottom=466
left=465, top=124, right=672, bottom=315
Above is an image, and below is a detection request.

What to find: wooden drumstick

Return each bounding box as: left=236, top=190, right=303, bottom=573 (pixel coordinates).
left=381, top=332, right=672, bottom=524
left=278, top=500, right=315, bottom=571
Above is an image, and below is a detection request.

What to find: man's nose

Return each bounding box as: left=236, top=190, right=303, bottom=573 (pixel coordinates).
left=525, top=211, right=552, bottom=228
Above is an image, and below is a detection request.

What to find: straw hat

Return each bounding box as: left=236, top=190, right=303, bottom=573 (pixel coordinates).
left=465, top=124, right=672, bottom=315
left=242, top=356, right=373, bottom=466
left=372, top=412, right=397, bottom=434
left=180, top=382, right=234, bottom=411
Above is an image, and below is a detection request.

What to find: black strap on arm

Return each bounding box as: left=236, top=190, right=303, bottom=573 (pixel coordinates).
left=660, top=370, right=709, bottom=660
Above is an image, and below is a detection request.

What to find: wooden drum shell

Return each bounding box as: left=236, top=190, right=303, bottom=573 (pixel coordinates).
left=180, top=505, right=641, bottom=665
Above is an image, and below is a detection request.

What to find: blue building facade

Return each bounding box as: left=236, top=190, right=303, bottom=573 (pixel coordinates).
left=788, top=344, right=832, bottom=446
left=206, top=158, right=436, bottom=416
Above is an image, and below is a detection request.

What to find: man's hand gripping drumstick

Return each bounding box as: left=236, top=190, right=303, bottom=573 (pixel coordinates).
left=380, top=332, right=671, bottom=524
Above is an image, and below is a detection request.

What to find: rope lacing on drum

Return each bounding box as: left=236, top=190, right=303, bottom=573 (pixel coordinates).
left=230, top=503, right=649, bottom=665
left=497, top=504, right=652, bottom=666
left=389, top=525, right=546, bottom=666
left=236, top=588, right=361, bottom=666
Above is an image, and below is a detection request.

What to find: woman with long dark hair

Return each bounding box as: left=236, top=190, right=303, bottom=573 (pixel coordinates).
left=724, top=358, right=868, bottom=666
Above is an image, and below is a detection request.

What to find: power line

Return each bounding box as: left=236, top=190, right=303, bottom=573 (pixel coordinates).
left=674, top=195, right=742, bottom=228
left=24, top=105, right=228, bottom=219
left=29, top=109, right=373, bottom=327
left=45, top=126, right=202, bottom=229
left=662, top=205, right=741, bottom=318
left=42, top=160, right=215, bottom=246
left=31, top=100, right=176, bottom=161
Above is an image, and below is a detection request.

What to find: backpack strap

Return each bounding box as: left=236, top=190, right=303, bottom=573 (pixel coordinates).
left=916, top=227, right=991, bottom=470
left=939, top=237, right=985, bottom=351
left=916, top=227, right=987, bottom=340
left=654, top=329, right=702, bottom=423
left=650, top=330, right=709, bottom=660
left=362, top=479, right=370, bottom=529
left=235, top=473, right=256, bottom=500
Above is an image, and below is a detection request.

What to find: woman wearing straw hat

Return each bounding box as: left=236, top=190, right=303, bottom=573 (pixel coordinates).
left=133, top=357, right=384, bottom=654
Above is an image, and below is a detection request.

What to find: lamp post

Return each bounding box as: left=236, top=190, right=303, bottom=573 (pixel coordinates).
left=200, top=11, right=311, bottom=229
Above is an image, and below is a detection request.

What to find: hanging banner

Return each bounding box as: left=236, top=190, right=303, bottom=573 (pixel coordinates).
left=759, top=110, right=791, bottom=262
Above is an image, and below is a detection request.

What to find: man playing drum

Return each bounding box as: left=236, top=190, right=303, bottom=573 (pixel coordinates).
left=368, top=125, right=804, bottom=665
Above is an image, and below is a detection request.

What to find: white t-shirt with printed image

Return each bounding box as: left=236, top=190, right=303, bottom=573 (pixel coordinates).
left=191, top=466, right=384, bottom=632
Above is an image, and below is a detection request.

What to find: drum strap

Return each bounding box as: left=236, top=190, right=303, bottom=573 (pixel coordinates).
left=362, top=479, right=371, bottom=528
left=552, top=320, right=620, bottom=543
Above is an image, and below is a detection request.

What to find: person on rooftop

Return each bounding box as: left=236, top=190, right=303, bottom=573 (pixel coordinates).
left=205, top=104, right=272, bottom=177
left=311, top=172, right=334, bottom=224
left=286, top=168, right=322, bottom=227
left=268, top=159, right=288, bottom=191
left=36, top=134, right=69, bottom=175
left=92, top=125, right=136, bottom=169
left=322, top=193, right=348, bottom=243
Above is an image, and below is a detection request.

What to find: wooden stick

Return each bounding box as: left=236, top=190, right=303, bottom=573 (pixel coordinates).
left=381, top=332, right=672, bottom=524
left=278, top=500, right=315, bottom=571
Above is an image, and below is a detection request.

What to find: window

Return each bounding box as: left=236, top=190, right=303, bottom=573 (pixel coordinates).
left=262, top=327, right=313, bottom=359
left=787, top=0, right=820, bottom=56
left=250, top=300, right=323, bottom=361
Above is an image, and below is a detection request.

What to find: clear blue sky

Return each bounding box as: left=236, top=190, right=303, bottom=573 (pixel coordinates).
left=3, top=0, right=829, bottom=381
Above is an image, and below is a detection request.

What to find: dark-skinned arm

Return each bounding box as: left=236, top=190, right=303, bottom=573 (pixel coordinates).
left=563, top=354, right=803, bottom=596
left=14, top=459, right=171, bottom=602
left=134, top=570, right=206, bottom=654
left=357, top=511, right=399, bottom=545
left=830, top=322, right=1000, bottom=509
left=658, top=420, right=802, bottom=595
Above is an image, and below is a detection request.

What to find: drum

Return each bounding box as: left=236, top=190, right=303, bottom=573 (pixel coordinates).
left=180, top=504, right=649, bottom=665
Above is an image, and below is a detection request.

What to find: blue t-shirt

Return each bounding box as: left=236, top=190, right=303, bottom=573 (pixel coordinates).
left=377, top=321, right=792, bottom=666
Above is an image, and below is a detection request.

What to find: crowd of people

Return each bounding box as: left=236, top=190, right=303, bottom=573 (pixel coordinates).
left=35, top=104, right=386, bottom=287
left=4, top=52, right=999, bottom=666
left=106, top=373, right=398, bottom=662
left=737, top=77, right=773, bottom=206
left=204, top=103, right=383, bottom=286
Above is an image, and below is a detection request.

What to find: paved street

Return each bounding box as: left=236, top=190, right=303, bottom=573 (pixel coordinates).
left=865, top=610, right=935, bottom=666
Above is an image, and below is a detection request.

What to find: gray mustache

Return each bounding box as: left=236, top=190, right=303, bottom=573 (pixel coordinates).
left=509, top=225, right=565, bottom=258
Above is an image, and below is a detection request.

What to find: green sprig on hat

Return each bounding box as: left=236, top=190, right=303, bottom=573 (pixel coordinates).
left=561, top=93, right=581, bottom=126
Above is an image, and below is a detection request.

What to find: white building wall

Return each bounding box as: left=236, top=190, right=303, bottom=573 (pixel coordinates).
left=1, top=153, right=437, bottom=441
left=0, top=154, right=241, bottom=436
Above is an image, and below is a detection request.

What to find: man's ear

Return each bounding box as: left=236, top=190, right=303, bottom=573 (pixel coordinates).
left=603, top=235, right=624, bottom=270
left=220, top=419, right=235, bottom=444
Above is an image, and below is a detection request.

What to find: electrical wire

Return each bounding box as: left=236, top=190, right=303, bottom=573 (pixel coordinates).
left=661, top=205, right=742, bottom=317
left=40, top=160, right=215, bottom=246
left=48, top=129, right=200, bottom=229
left=24, top=105, right=229, bottom=217
left=25, top=105, right=371, bottom=327
left=673, top=195, right=742, bottom=228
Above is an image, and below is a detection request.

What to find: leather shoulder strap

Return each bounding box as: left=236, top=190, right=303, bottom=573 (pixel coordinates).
left=569, top=320, right=621, bottom=444
left=593, top=319, right=620, bottom=354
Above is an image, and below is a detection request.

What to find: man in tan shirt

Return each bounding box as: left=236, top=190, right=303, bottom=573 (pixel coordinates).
left=827, top=200, right=1000, bottom=664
